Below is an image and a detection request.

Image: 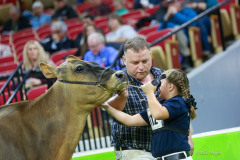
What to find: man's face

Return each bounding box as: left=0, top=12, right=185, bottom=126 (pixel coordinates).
left=55, top=0, right=66, bottom=9
left=10, top=10, right=20, bottom=22
left=123, top=48, right=152, bottom=80
left=33, top=7, right=43, bottom=16
left=88, top=38, right=103, bottom=55
left=52, top=29, right=65, bottom=41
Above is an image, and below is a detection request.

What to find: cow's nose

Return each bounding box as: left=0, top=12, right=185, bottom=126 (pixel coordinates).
left=115, top=72, right=125, bottom=80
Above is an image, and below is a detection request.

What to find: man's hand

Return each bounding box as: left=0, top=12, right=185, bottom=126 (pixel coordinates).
left=117, top=87, right=128, bottom=98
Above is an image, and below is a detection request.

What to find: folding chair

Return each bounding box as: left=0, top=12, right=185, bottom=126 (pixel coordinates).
left=188, top=27, right=203, bottom=67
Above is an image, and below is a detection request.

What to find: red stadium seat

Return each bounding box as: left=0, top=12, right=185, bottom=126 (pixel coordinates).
left=67, top=27, right=84, bottom=40
left=94, top=16, right=108, bottom=25
left=121, top=10, right=142, bottom=20
left=230, top=4, right=240, bottom=40
left=146, top=5, right=160, bottom=15
left=95, top=22, right=110, bottom=34
left=0, top=62, right=17, bottom=73
left=27, top=84, right=48, bottom=100
left=188, top=27, right=203, bottom=67
left=165, top=40, right=181, bottom=69
left=210, top=14, right=223, bottom=53
left=138, top=25, right=159, bottom=36
left=146, top=29, right=174, bottom=51
left=51, top=48, right=78, bottom=64
left=0, top=55, right=15, bottom=64
left=76, top=2, right=93, bottom=14
left=36, top=24, right=51, bottom=40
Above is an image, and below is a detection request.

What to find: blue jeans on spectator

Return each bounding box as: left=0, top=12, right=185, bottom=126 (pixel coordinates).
left=196, top=16, right=211, bottom=52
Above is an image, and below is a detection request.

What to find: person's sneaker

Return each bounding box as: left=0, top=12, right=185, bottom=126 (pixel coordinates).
left=202, top=51, right=214, bottom=61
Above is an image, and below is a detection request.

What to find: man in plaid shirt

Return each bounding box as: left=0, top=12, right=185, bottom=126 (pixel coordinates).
left=107, top=37, right=194, bottom=159
left=107, top=37, right=162, bottom=159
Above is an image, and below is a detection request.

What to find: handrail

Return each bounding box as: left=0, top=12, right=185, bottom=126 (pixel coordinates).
left=110, top=0, right=231, bottom=69
left=0, top=62, right=23, bottom=94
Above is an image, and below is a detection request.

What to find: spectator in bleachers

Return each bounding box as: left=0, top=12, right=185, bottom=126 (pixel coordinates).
left=84, top=0, right=111, bottom=18
left=41, top=20, right=76, bottom=55
left=30, top=1, right=51, bottom=30
left=75, top=24, right=103, bottom=58
left=0, top=43, right=12, bottom=57
left=106, top=13, right=138, bottom=44
left=114, top=0, right=129, bottom=15
left=1, top=6, right=31, bottom=34
left=135, top=0, right=169, bottom=30
left=83, top=32, right=118, bottom=68
left=52, top=0, right=78, bottom=21
left=22, top=40, right=55, bottom=89
left=186, top=0, right=217, bottom=59
left=133, top=0, right=160, bottom=9
left=158, top=0, right=197, bottom=72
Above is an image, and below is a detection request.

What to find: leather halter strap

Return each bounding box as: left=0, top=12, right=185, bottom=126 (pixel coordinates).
left=58, top=68, right=114, bottom=93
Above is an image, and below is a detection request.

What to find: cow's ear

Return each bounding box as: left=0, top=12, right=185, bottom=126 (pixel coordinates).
left=66, top=55, right=80, bottom=61
left=40, top=62, right=57, bottom=78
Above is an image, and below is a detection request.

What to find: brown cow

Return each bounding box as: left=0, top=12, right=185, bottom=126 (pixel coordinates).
left=0, top=56, right=128, bottom=160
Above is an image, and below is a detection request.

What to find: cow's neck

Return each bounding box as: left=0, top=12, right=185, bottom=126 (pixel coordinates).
left=34, top=82, right=94, bottom=159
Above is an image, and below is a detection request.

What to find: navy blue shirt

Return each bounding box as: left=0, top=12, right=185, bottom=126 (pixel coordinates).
left=140, top=95, right=190, bottom=157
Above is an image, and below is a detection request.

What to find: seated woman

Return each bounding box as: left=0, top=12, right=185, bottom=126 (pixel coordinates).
left=22, top=40, right=55, bottom=90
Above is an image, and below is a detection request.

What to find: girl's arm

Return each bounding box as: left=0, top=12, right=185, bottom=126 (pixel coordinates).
left=141, top=82, right=169, bottom=120
left=106, top=87, right=128, bottom=111
left=101, top=102, right=147, bottom=127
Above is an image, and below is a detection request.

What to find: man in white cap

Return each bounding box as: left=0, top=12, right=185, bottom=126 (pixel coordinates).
left=31, top=1, right=51, bottom=30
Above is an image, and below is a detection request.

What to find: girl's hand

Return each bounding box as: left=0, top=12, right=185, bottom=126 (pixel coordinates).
left=141, top=82, right=156, bottom=94
left=100, top=102, right=109, bottom=110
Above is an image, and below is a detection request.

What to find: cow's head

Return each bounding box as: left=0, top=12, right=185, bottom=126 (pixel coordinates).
left=39, top=55, right=128, bottom=108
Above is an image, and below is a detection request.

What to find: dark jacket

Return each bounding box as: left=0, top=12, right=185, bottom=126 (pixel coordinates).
left=52, top=5, right=78, bottom=21
left=1, top=16, right=31, bottom=33
left=41, top=35, right=76, bottom=55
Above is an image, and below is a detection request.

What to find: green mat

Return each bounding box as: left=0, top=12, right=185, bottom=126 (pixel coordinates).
left=72, top=129, right=240, bottom=160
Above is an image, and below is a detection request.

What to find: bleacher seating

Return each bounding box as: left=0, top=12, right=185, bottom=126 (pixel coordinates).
left=51, top=48, right=78, bottom=65
left=27, top=84, right=48, bottom=100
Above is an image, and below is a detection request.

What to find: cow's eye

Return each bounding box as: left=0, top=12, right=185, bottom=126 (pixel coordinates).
left=75, top=65, right=84, bottom=73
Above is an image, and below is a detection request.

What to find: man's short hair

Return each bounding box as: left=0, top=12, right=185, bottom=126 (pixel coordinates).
left=51, top=21, right=67, bottom=33
left=32, top=1, right=44, bottom=9
left=88, top=32, right=105, bottom=44
left=124, top=37, right=150, bottom=55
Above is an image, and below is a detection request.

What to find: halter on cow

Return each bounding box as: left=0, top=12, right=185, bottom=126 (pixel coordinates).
left=0, top=55, right=128, bottom=160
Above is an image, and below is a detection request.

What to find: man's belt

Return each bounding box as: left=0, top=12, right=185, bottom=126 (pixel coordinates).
left=157, top=151, right=191, bottom=160
left=115, top=146, right=150, bottom=152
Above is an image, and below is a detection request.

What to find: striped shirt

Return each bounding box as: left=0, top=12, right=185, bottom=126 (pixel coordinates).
left=111, top=67, right=163, bottom=151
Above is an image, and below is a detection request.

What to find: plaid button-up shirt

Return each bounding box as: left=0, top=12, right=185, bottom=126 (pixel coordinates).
left=111, top=67, right=163, bottom=152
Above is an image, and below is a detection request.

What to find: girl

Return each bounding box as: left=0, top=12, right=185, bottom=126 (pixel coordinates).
left=101, top=69, right=197, bottom=160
